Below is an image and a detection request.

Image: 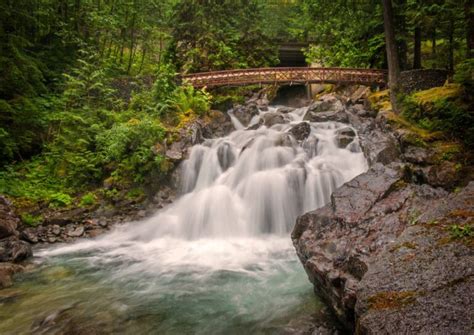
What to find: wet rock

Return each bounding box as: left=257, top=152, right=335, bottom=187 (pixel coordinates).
left=20, top=228, right=38, bottom=244
left=44, top=207, right=88, bottom=226
left=289, top=122, right=311, bottom=142
left=67, top=226, right=84, bottom=238
left=0, top=263, right=23, bottom=289
left=334, top=127, right=356, bottom=148
left=304, top=96, right=347, bottom=123
left=421, top=161, right=461, bottom=188
left=275, top=134, right=296, bottom=147
left=0, top=237, right=33, bottom=262
left=217, top=142, right=236, bottom=171
left=246, top=119, right=263, bottom=130
left=303, top=136, right=319, bottom=158
left=349, top=86, right=370, bottom=104
left=262, top=112, right=285, bottom=127
left=276, top=106, right=295, bottom=114
left=292, top=163, right=449, bottom=330
left=51, top=225, right=61, bottom=236
left=402, top=146, right=435, bottom=165
left=165, top=142, right=184, bottom=161
left=232, top=103, right=259, bottom=127
left=0, top=196, right=19, bottom=239
left=87, top=229, right=104, bottom=238
left=359, top=130, right=400, bottom=165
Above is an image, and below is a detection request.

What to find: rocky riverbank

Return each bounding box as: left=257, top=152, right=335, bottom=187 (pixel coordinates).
left=292, top=90, right=473, bottom=334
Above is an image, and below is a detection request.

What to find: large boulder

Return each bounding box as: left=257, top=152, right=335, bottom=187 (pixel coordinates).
left=358, top=130, right=400, bottom=165
left=356, top=183, right=474, bottom=334
left=334, top=127, right=356, bottom=148
left=231, top=103, right=259, bottom=127
left=0, top=237, right=33, bottom=263
left=0, top=196, right=19, bottom=239
left=262, top=112, right=285, bottom=127
left=0, top=263, right=23, bottom=289
left=289, top=122, right=311, bottom=142
left=0, top=195, right=33, bottom=266
left=304, top=96, right=348, bottom=123
left=292, top=163, right=449, bottom=330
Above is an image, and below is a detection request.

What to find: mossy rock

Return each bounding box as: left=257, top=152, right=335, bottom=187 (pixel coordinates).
left=368, top=291, right=418, bottom=310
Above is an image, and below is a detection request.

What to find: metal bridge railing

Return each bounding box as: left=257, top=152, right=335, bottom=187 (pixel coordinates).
left=181, top=67, right=387, bottom=88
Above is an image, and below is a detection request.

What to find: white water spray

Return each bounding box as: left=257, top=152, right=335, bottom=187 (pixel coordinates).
left=42, top=105, right=367, bottom=272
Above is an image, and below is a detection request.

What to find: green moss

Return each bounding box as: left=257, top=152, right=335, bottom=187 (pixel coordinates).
left=79, top=192, right=97, bottom=207
left=21, top=213, right=43, bottom=226
left=448, top=224, right=474, bottom=239
left=390, top=241, right=417, bottom=252
left=368, top=291, right=417, bottom=310
left=413, top=84, right=461, bottom=107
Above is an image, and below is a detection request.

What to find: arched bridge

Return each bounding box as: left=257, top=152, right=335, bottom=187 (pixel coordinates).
left=181, top=67, right=387, bottom=88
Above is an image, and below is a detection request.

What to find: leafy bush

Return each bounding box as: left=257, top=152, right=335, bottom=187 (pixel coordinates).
left=96, top=115, right=166, bottom=182
left=80, top=192, right=97, bottom=207
left=167, top=85, right=211, bottom=117
left=454, top=59, right=474, bottom=90
left=49, top=192, right=72, bottom=208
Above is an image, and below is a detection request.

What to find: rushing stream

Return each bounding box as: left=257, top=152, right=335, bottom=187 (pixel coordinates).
left=0, top=105, right=367, bottom=334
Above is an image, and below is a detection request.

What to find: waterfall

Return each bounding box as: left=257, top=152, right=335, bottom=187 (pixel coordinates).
left=42, top=105, right=367, bottom=263
left=27, top=104, right=368, bottom=334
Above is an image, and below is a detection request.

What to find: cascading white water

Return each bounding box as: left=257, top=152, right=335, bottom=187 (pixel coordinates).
left=2, top=104, right=368, bottom=334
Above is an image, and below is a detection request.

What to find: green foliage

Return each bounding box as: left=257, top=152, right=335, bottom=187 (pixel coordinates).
left=169, top=1, right=278, bottom=72
left=454, top=59, right=474, bottom=89
left=167, top=85, right=211, bottom=117
left=80, top=192, right=97, bottom=207
left=401, top=86, right=473, bottom=148
left=48, top=193, right=72, bottom=208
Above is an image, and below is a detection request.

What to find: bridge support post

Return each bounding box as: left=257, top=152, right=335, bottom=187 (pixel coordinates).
left=306, top=84, right=313, bottom=100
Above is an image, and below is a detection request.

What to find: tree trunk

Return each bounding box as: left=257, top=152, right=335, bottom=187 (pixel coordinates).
left=397, top=0, right=408, bottom=70
left=413, top=25, right=422, bottom=69
left=432, top=27, right=436, bottom=57
left=465, top=0, right=474, bottom=58
left=448, top=18, right=454, bottom=71
left=382, top=0, right=401, bottom=112
left=127, top=13, right=136, bottom=74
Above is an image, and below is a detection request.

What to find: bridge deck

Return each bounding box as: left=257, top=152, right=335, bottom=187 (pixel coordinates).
left=181, top=67, right=387, bottom=88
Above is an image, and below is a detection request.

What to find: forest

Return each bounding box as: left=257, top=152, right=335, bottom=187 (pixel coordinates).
left=0, top=0, right=472, bottom=211
left=1, top=1, right=473, bottom=334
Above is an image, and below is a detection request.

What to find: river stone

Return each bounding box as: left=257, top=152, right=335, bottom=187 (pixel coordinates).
left=0, top=196, right=19, bottom=239
left=0, top=263, right=23, bottom=289
left=67, top=226, right=85, bottom=237
left=217, top=142, right=236, bottom=171
left=20, top=228, right=39, bottom=244
left=0, top=237, right=33, bottom=263
left=276, top=106, right=295, bottom=114
left=289, top=122, right=311, bottom=142
left=335, top=127, right=356, bottom=148
left=262, top=112, right=285, bottom=127
left=232, top=103, right=259, bottom=127
left=45, top=207, right=88, bottom=226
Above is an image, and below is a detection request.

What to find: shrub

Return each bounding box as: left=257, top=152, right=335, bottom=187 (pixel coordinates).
left=167, top=85, right=211, bottom=117
left=48, top=192, right=72, bottom=208
left=80, top=192, right=97, bottom=207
